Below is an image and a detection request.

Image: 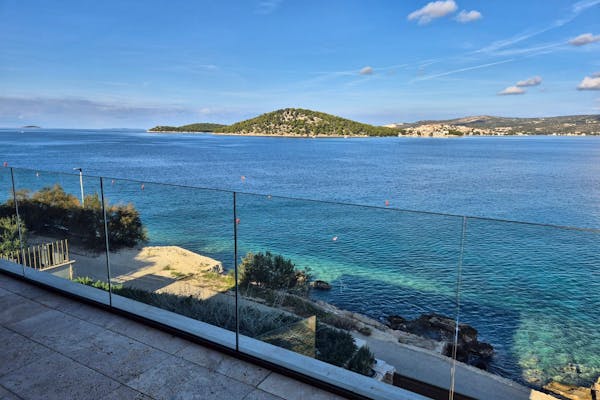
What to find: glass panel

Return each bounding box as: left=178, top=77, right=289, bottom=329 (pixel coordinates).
left=10, top=168, right=110, bottom=303
left=459, top=218, right=600, bottom=397
left=0, top=167, right=24, bottom=275
left=236, top=193, right=464, bottom=393
left=102, top=178, right=235, bottom=346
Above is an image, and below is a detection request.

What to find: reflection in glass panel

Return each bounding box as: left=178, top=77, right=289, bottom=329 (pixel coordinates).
left=461, top=218, right=600, bottom=393
left=236, top=193, right=464, bottom=390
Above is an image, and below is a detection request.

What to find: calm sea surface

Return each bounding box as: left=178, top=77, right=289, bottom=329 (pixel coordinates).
left=1, top=128, right=599, bottom=386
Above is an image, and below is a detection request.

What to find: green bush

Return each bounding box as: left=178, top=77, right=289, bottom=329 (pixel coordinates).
left=0, top=215, right=26, bottom=255
left=73, top=277, right=119, bottom=291
left=315, top=325, right=357, bottom=366
left=1, top=185, right=146, bottom=251
left=239, top=252, right=311, bottom=294
left=347, top=346, right=375, bottom=376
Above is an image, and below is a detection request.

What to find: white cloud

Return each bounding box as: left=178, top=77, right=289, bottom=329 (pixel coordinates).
left=256, top=0, right=282, bottom=15
left=516, top=76, right=542, bottom=87
left=572, top=0, right=600, bottom=14
left=569, top=33, right=600, bottom=46
left=408, top=0, right=457, bottom=24
left=577, top=75, right=600, bottom=90
left=413, top=59, right=514, bottom=82
left=498, top=86, right=526, bottom=95
left=359, top=66, right=374, bottom=75
left=455, top=10, right=482, bottom=23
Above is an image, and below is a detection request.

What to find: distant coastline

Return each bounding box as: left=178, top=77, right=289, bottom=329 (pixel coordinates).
left=148, top=131, right=597, bottom=139
left=149, top=108, right=600, bottom=138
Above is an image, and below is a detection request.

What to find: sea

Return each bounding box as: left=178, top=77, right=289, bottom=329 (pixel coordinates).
left=1, top=128, right=599, bottom=387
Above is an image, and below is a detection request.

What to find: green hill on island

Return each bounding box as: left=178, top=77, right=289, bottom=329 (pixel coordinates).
left=219, top=108, right=399, bottom=137
left=148, top=123, right=227, bottom=133
left=149, top=109, right=400, bottom=137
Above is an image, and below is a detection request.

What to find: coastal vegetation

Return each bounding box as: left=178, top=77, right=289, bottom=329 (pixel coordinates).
left=219, top=108, right=400, bottom=137
left=150, top=108, right=400, bottom=137
left=0, top=216, right=26, bottom=255
left=150, top=110, right=600, bottom=137
left=347, top=346, right=376, bottom=376
left=239, top=251, right=311, bottom=293
left=75, top=276, right=374, bottom=375
left=0, top=185, right=146, bottom=251
left=148, top=123, right=226, bottom=132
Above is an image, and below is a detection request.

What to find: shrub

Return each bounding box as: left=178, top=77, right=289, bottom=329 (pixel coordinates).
left=75, top=277, right=361, bottom=370
left=239, top=251, right=310, bottom=294
left=315, top=325, right=357, bottom=366
left=347, top=346, right=375, bottom=376
left=74, top=277, right=298, bottom=336
left=1, top=185, right=146, bottom=251
left=73, top=276, right=118, bottom=291
left=0, top=215, right=26, bottom=255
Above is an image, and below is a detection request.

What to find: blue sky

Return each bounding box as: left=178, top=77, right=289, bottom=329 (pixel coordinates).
left=1, top=0, right=599, bottom=128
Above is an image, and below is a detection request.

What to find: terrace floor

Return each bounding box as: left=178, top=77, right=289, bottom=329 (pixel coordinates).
left=0, top=273, right=347, bottom=400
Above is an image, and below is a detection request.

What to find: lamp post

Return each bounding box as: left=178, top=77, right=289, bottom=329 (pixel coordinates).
left=73, top=168, right=84, bottom=207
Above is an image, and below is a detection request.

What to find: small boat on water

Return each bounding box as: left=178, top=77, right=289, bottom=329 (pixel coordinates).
left=310, top=280, right=331, bottom=290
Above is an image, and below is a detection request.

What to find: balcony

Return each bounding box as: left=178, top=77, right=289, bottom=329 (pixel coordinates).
left=1, top=166, right=598, bottom=400
left=0, top=273, right=346, bottom=400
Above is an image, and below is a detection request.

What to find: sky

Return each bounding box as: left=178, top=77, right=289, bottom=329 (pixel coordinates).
left=0, top=0, right=599, bottom=128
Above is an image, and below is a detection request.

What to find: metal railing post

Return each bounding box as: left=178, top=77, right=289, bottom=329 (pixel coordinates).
left=449, top=216, right=467, bottom=400
left=233, top=191, right=239, bottom=352
left=10, top=167, right=25, bottom=275
left=100, top=177, right=113, bottom=306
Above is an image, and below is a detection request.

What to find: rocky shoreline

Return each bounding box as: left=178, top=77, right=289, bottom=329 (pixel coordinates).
left=386, top=313, right=494, bottom=370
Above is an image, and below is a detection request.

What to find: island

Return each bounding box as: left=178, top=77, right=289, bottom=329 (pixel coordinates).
left=21, top=125, right=41, bottom=129
left=150, top=108, right=400, bottom=137
left=148, top=123, right=226, bottom=133
left=149, top=109, right=600, bottom=137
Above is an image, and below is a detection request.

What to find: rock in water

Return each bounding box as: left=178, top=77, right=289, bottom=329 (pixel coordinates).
left=386, top=315, right=406, bottom=330
left=310, top=280, right=331, bottom=290
left=389, top=313, right=494, bottom=369
left=543, top=381, right=593, bottom=400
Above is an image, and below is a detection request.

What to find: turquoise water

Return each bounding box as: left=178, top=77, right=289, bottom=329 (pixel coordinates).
left=1, top=129, right=599, bottom=387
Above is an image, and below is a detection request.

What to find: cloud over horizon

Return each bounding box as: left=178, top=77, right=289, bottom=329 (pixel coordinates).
left=0, top=96, right=200, bottom=128
left=359, top=66, right=374, bottom=75
left=408, top=0, right=458, bottom=24
left=455, top=10, right=482, bottom=23
left=516, top=76, right=542, bottom=87
left=498, top=86, right=525, bottom=95
left=568, top=33, right=600, bottom=46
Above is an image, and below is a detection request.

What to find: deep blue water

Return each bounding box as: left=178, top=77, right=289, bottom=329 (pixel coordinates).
left=0, top=128, right=599, bottom=387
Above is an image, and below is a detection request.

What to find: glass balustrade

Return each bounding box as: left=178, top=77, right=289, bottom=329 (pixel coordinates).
left=8, top=168, right=110, bottom=304
left=1, top=166, right=598, bottom=400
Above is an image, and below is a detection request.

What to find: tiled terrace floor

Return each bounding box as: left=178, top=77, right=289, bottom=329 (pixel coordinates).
left=0, top=273, right=346, bottom=400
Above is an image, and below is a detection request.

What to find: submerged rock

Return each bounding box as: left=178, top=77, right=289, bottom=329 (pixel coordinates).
left=310, top=280, right=331, bottom=290
left=387, top=313, right=494, bottom=369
